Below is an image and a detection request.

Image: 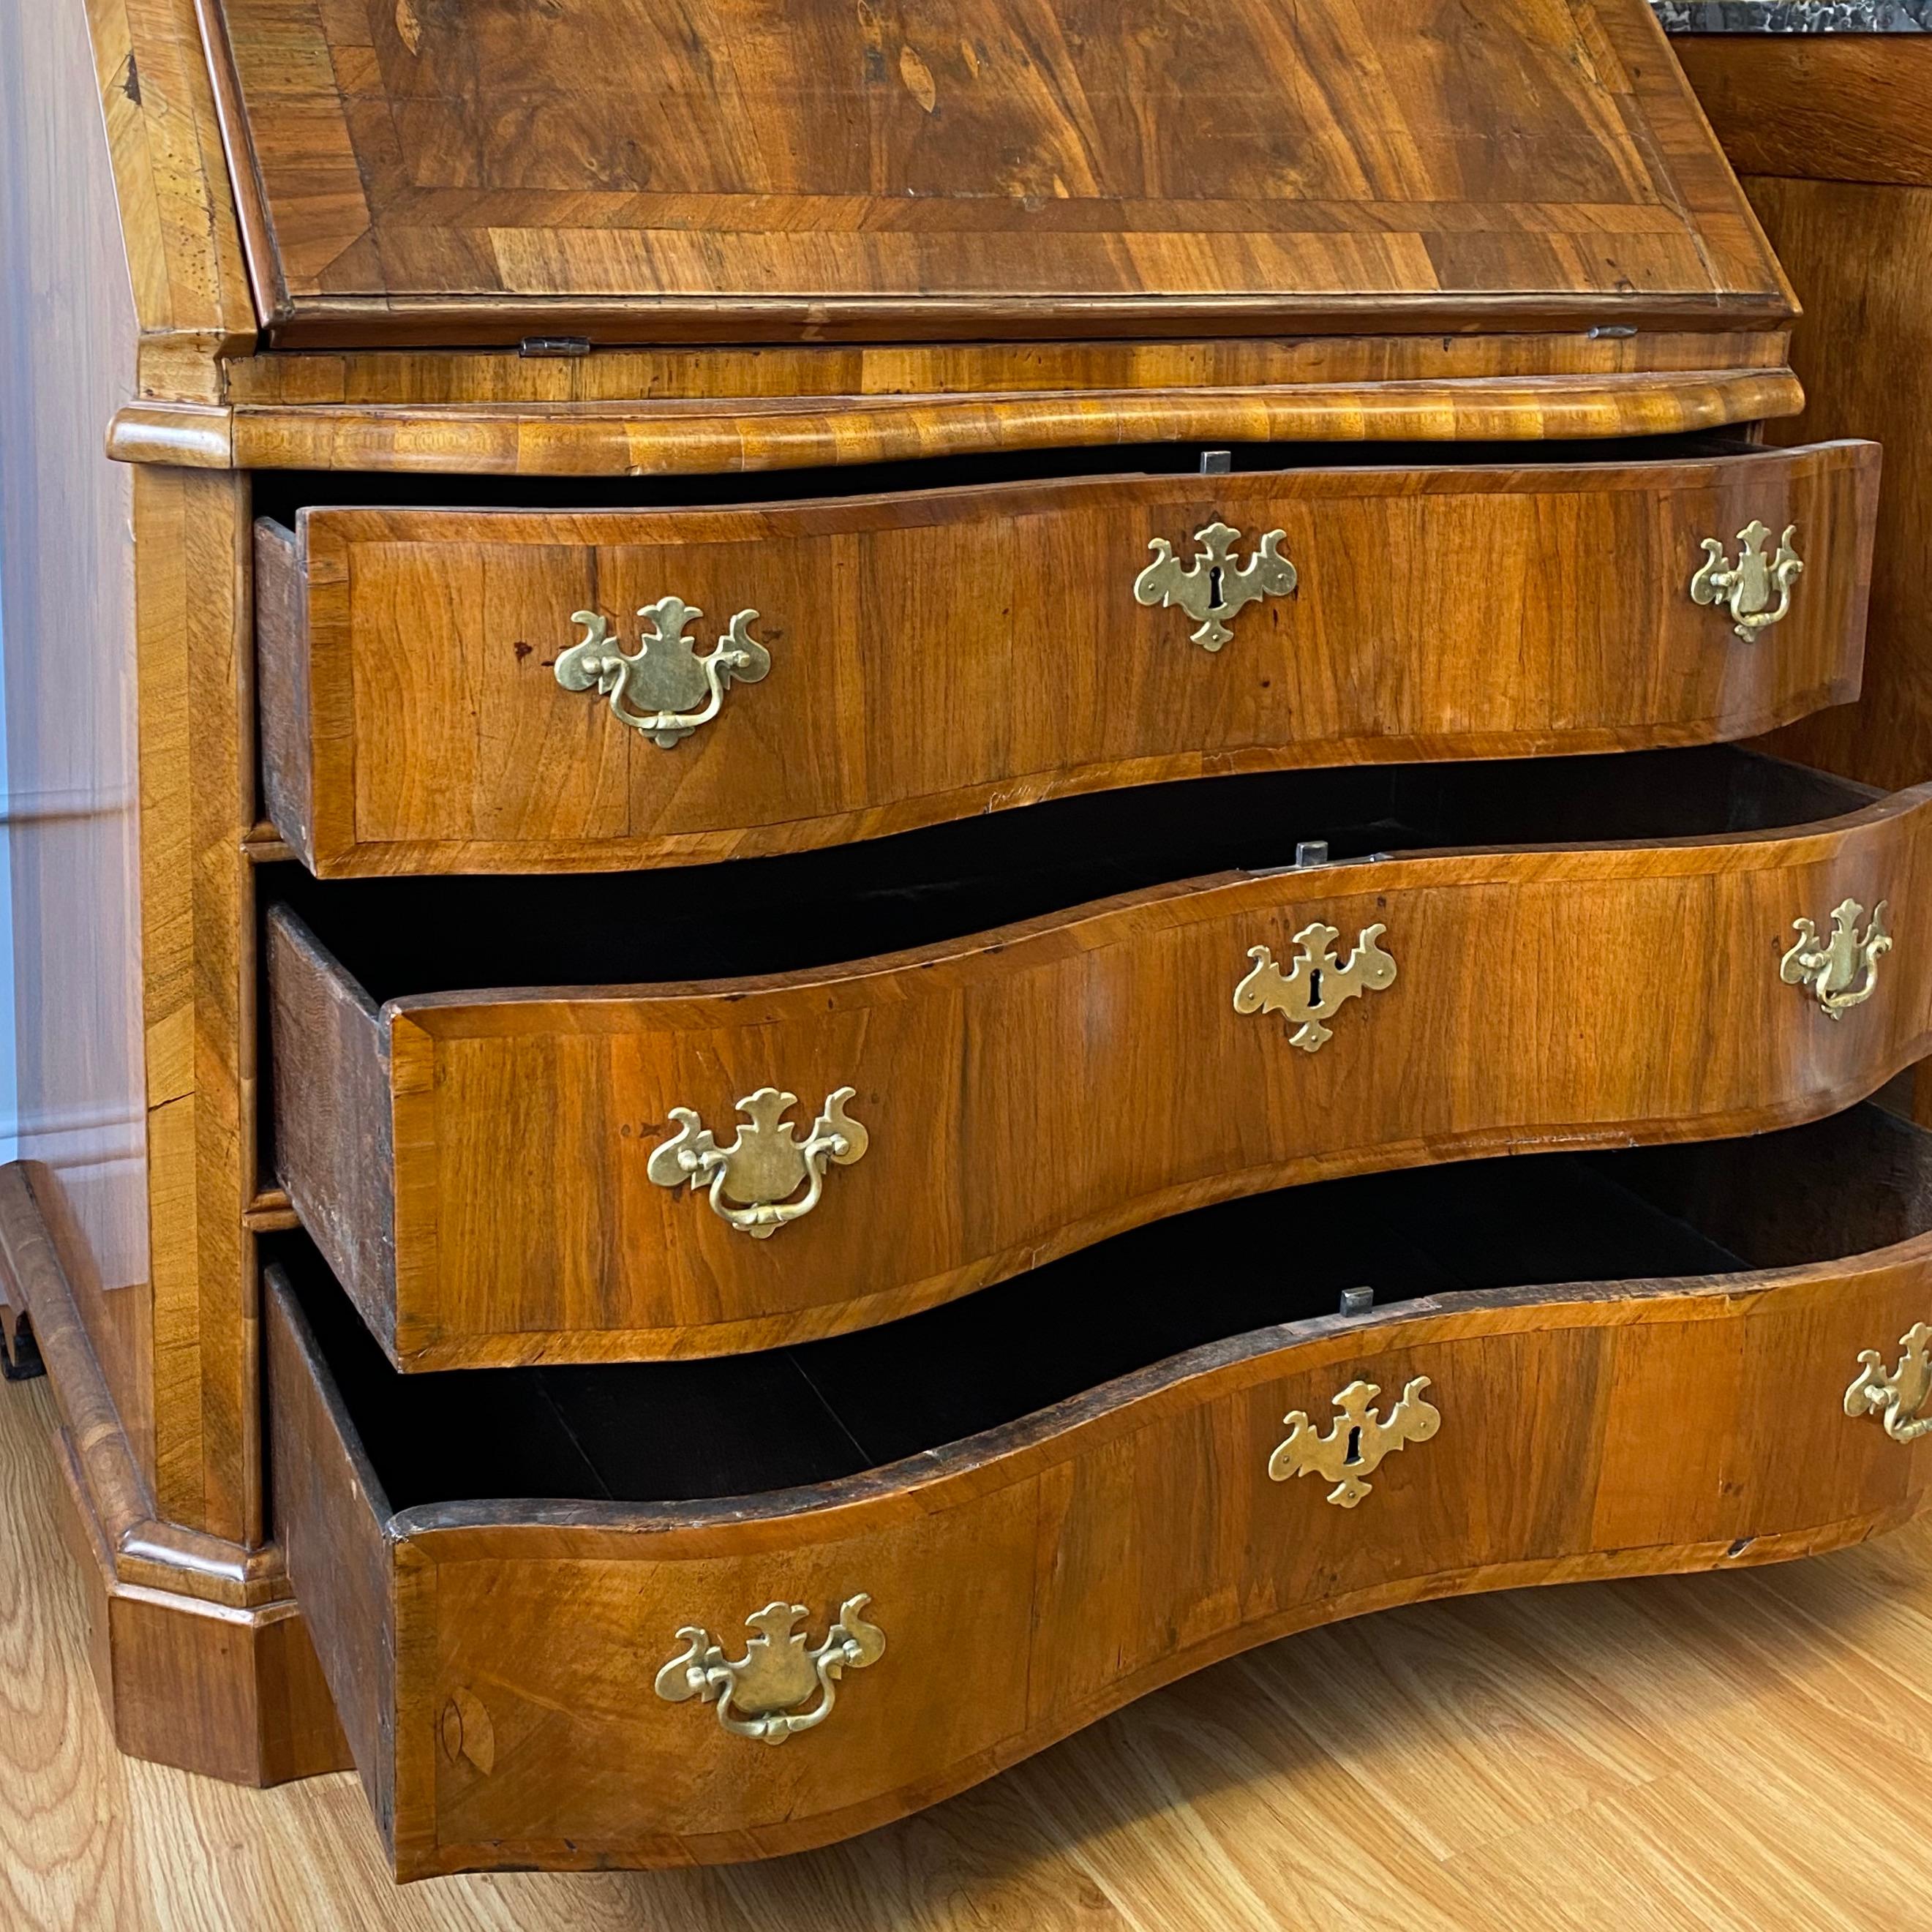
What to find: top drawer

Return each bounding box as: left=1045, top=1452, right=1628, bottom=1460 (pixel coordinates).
left=255, top=442, right=1878, bottom=876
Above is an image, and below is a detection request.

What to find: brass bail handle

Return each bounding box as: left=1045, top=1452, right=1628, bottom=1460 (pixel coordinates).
left=555, top=594, right=771, bottom=749
left=1690, top=520, right=1803, bottom=642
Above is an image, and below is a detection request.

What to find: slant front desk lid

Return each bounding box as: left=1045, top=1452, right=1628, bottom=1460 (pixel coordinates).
left=199, top=0, right=1792, bottom=347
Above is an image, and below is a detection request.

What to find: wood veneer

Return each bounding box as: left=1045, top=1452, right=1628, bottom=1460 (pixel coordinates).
left=254, top=440, right=1879, bottom=875
left=267, top=1102, right=1932, bottom=1876
left=196, top=0, right=1790, bottom=348
left=266, top=748, right=1932, bottom=1368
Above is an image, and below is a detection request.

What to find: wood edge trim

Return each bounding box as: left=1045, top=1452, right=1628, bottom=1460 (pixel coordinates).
left=302, top=689, right=1874, bottom=882
left=380, top=780, right=1922, bottom=1020
left=291, top=433, right=1876, bottom=537
left=188, top=0, right=284, bottom=331
left=395, top=1502, right=1920, bottom=1878
left=260, top=289, right=1801, bottom=346
left=0, top=1162, right=290, bottom=1609
left=396, top=1235, right=1932, bottom=1536
left=105, top=372, right=1803, bottom=474
left=108, top=402, right=235, bottom=467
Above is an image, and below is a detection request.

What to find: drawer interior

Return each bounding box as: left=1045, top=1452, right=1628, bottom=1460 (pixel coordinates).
left=268, top=745, right=1873, bottom=1001
left=251, top=430, right=1760, bottom=524
left=273, top=1102, right=1932, bottom=1516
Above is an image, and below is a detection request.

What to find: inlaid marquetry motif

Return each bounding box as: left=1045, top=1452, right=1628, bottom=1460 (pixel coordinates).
left=647, top=1087, right=868, bottom=1238
left=438, top=1687, right=495, bottom=1774
left=1846, top=1323, right=1932, bottom=1443
left=655, top=1597, right=887, bottom=1743
left=1269, top=1377, right=1441, bottom=1508
left=1234, top=922, right=1397, bottom=1052
left=1691, top=519, right=1803, bottom=640
left=1134, top=519, right=1297, bottom=650
left=555, top=595, right=770, bottom=748
left=1781, top=898, right=1892, bottom=1018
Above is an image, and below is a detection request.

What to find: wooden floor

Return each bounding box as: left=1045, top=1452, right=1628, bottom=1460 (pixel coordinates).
left=7, top=1372, right=1932, bottom=1931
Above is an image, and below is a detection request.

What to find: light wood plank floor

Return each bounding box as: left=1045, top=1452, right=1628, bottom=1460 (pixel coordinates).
left=6, top=1370, right=1932, bottom=1932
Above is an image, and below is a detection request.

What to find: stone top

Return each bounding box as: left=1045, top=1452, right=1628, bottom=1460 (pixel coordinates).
left=1655, top=1, right=1931, bottom=28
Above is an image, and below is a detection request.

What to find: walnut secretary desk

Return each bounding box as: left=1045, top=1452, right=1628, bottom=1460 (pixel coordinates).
left=3, top=0, right=1930, bottom=1879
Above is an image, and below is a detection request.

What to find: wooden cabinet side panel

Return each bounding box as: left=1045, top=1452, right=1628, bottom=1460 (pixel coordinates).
left=135, top=466, right=259, bottom=1541
left=0, top=0, right=154, bottom=1481
left=264, top=1273, right=396, bottom=1830
left=252, top=519, right=316, bottom=868
left=1752, top=178, right=1932, bottom=798
left=266, top=912, right=397, bottom=1356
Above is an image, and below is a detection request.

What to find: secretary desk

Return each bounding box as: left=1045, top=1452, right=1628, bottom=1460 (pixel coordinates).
left=3, top=0, right=1929, bottom=1879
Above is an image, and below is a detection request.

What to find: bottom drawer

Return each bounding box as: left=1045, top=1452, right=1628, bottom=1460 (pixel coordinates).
left=268, top=1102, right=1932, bottom=1879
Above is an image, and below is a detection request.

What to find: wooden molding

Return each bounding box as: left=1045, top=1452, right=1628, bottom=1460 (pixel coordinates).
left=0, top=1162, right=283, bottom=1609
left=108, top=369, right=1805, bottom=476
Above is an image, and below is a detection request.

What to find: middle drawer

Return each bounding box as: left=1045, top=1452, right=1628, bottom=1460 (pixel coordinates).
left=254, top=439, right=1877, bottom=876
left=269, top=748, right=1932, bottom=1370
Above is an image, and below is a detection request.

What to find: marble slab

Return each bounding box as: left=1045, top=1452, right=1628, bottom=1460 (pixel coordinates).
left=1654, top=1, right=1931, bottom=28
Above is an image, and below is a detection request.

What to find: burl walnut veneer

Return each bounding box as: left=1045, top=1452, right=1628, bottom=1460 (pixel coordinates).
left=1, top=0, right=1928, bottom=1880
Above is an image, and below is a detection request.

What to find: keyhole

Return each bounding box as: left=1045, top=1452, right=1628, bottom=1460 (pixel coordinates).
left=1208, top=564, right=1225, bottom=609
left=1307, top=967, right=1322, bottom=1007
left=1345, top=1425, right=1364, bottom=1466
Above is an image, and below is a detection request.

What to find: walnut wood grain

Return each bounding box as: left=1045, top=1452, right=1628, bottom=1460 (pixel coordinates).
left=223, top=328, right=1800, bottom=409
left=265, top=1204, right=1932, bottom=1877
left=110, top=369, right=1808, bottom=476
left=197, top=0, right=1789, bottom=348
left=270, top=778, right=1932, bottom=1369
left=255, top=444, right=1879, bottom=876
left=1674, top=37, right=1932, bottom=189
left=81, top=0, right=255, bottom=398
left=135, top=465, right=263, bottom=1544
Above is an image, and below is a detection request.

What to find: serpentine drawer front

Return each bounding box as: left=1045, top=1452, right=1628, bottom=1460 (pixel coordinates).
left=253, top=441, right=1877, bottom=876
left=267, top=747, right=1932, bottom=1370
left=265, top=1104, right=1932, bottom=1879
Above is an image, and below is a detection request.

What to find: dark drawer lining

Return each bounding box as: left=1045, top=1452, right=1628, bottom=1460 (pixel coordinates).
left=268, top=745, right=1873, bottom=1004
left=249, top=430, right=1761, bottom=525
left=271, top=1102, right=1932, bottom=1518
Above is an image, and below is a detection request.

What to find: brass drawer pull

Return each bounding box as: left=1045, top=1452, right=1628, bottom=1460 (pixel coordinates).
left=1846, top=1324, right=1932, bottom=1445
left=1269, top=1377, right=1440, bottom=1508
left=647, top=1086, right=868, bottom=1238
left=1781, top=898, right=1892, bottom=1019
left=655, top=1595, right=887, bottom=1744
left=555, top=595, right=770, bottom=748
left=1234, top=921, right=1397, bottom=1053
left=1134, top=518, right=1296, bottom=651
left=1691, top=519, right=1803, bottom=640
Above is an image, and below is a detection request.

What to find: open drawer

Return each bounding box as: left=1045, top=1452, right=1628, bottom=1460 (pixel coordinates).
left=268, top=1102, right=1932, bottom=1878
left=254, top=440, right=1877, bottom=875
left=268, top=746, right=1932, bottom=1369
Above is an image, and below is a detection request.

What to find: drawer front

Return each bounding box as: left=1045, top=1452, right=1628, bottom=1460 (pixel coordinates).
left=271, top=785, right=1932, bottom=1368
left=258, top=443, right=1877, bottom=876
left=266, top=1258, right=1932, bottom=1877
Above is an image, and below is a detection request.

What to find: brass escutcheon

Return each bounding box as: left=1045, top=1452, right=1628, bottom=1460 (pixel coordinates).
left=655, top=1596, right=886, bottom=1743
left=1269, top=1377, right=1440, bottom=1508
left=647, top=1087, right=868, bottom=1238
left=1781, top=898, right=1892, bottom=1019
left=1846, top=1324, right=1932, bottom=1446
left=1690, top=519, right=1803, bottom=641
left=555, top=595, right=770, bottom=748
left=1134, top=519, right=1297, bottom=650
left=1233, top=921, right=1397, bottom=1053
